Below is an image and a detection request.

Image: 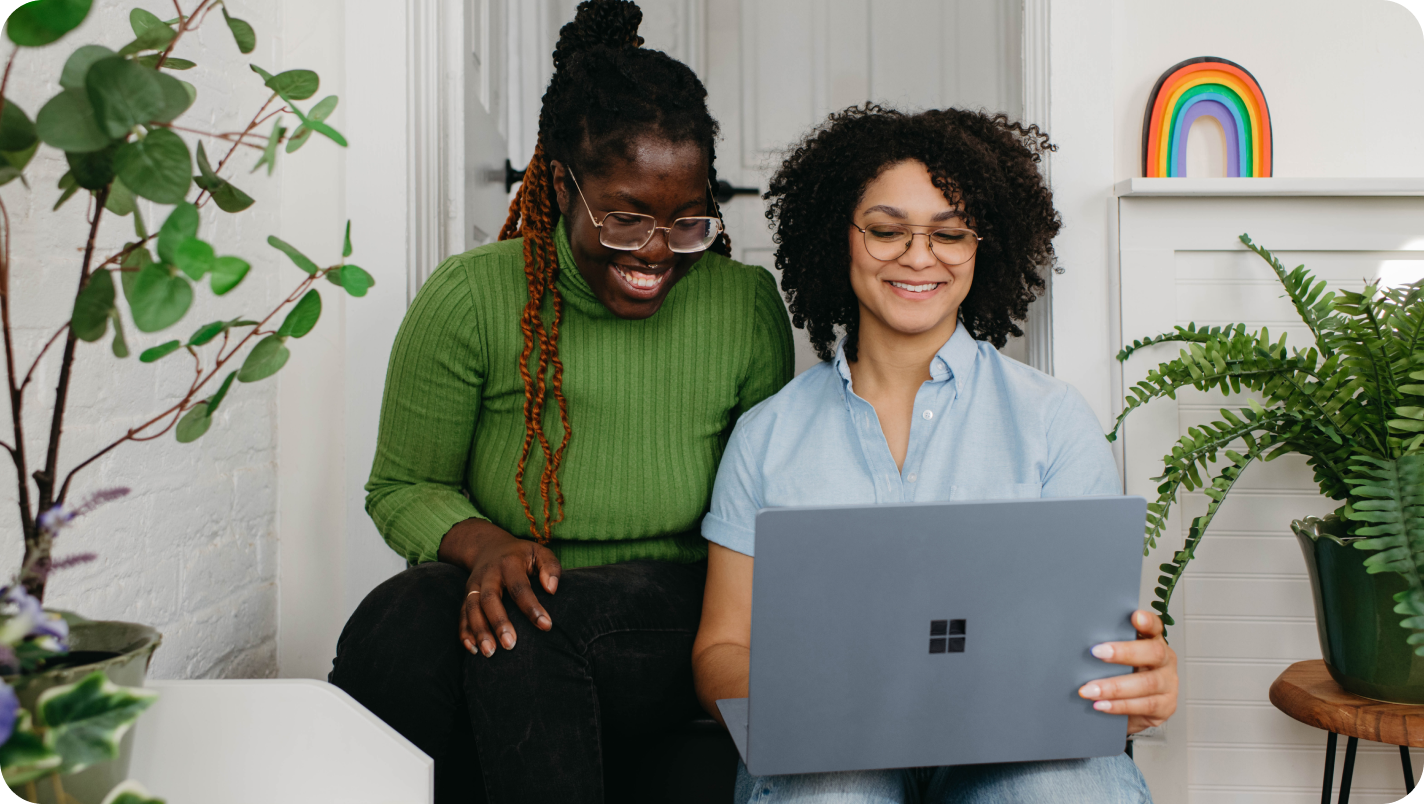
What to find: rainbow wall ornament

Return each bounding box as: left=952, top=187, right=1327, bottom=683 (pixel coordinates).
left=1141, top=56, right=1272, bottom=178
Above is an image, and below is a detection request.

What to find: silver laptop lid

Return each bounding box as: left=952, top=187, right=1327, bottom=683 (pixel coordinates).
left=743, top=496, right=1145, bottom=776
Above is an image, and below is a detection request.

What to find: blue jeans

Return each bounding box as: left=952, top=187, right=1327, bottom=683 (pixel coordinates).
left=735, top=754, right=1152, bottom=803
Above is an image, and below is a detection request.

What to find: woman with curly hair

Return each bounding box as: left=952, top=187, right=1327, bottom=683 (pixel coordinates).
left=328, top=2, right=792, bottom=801
left=691, top=105, right=1177, bottom=803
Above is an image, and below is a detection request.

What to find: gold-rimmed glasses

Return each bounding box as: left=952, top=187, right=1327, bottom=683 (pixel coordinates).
left=851, top=222, right=982, bottom=266
left=569, top=169, right=724, bottom=253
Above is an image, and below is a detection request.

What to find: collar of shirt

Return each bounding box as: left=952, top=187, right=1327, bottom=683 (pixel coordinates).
left=832, top=321, right=981, bottom=408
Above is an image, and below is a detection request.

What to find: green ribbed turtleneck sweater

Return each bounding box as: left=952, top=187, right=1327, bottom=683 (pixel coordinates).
left=365, top=220, right=794, bottom=568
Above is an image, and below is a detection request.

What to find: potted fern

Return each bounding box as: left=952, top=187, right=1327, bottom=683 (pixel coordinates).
left=1113, top=234, right=1424, bottom=703
left=0, top=0, right=372, bottom=800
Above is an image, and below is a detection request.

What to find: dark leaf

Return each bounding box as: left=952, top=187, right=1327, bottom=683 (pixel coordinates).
left=206, top=370, right=237, bottom=415
left=237, top=334, right=289, bottom=382
left=174, top=401, right=211, bottom=443
left=277, top=289, right=321, bottom=338
left=221, top=6, right=255, bottom=53
left=138, top=340, right=181, bottom=362
left=6, top=0, right=92, bottom=46
left=104, top=174, right=135, bottom=215
left=59, top=44, right=114, bottom=90
left=0, top=165, right=21, bottom=186
left=136, top=54, right=195, bottom=70
left=268, top=235, right=318, bottom=274
left=71, top=267, right=115, bottom=342
left=36, top=87, right=110, bottom=153
left=115, top=127, right=190, bottom=203
left=110, top=311, right=129, bottom=358
left=0, top=100, right=36, bottom=152
left=156, top=201, right=198, bottom=264
left=193, top=139, right=252, bottom=210
left=342, top=219, right=352, bottom=257
left=338, top=264, right=374, bottom=297
left=265, top=69, right=318, bottom=101
left=85, top=56, right=165, bottom=137
left=150, top=70, right=194, bottom=123
left=0, top=140, right=39, bottom=185
left=173, top=236, right=213, bottom=280
left=209, top=255, right=249, bottom=295
left=285, top=94, right=338, bottom=153
left=127, top=263, right=192, bottom=332
left=64, top=141, right=117, bottom=190
left=251, top=118, right=284, bottom=175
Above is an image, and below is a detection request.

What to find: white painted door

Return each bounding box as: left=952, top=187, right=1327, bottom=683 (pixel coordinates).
left=1116, top=180, right=1424, bottom=804
left=466, top=0, right=511, bottom=251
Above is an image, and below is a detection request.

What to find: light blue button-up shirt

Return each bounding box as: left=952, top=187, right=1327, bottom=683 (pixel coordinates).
left=703, top=324, right=1122, bottom=556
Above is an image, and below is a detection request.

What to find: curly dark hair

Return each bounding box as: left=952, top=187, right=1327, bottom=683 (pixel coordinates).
left=497, top=0, right=729, bottom=541
left=765, top=104, right=1060, bottom=361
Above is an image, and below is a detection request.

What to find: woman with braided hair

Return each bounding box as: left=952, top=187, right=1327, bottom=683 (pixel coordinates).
left=329, top=2, right=792, bottom=801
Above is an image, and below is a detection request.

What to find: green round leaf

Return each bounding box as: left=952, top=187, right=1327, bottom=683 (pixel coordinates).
left=277, top=289, right=321, bottom=338
left=138, top=340, right=181, bottom=362
left=128, top=7, right=162, bottom=36
left=339, top=264, right=375, bottom=297
left=174, top=236, right=214, bottom=280
left=268, top=235, right=318, bottom=274
left=151, top=70, right=194, bottom=123
left=115, top=127, right=190, bottom=203
left=187, top=320, right=224, bottom=346
left=0, top=100, right=36, bottom=152
left=115, top=22, right=174, bottom=57
left=6, top=0, right=92, bottom=46
left=175, top=402, right=211, bottom=443
left=86, top=56, right=166, bottom=139
left=60, top=44, right=114, bottom=90
left=104, top=174, right=135, bottom=216
left=36, top=88, right=110, bottom=153
left=0, top=140, right=38, bottom=186
left=265, top=69, right=318, bottom=101
left=210, top=256, right=249, bottom=295
left=237, top=334, right=290, bottom=382
left=286, top=94, right=338, bottom=153
left=206, top=370, right=237, bottom=415
left=136, top=54, right=195, bottom=70
left=71, top=268, right=115, bottom=342
left=110, top=312, right=129, bottom=358
left=64, top=142, right=117, bottom=190
left=222, top=7, right=255, bottom=54
left=157, top=201, right=198, bottom=264
left=127, top=263, right=192, bottom=332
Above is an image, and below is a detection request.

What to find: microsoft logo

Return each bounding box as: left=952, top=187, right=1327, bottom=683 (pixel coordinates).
left=928, top=619, right=966, bottom=654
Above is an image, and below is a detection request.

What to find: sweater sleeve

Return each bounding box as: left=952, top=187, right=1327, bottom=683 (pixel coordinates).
left=734, top=267, right=795, bottom=419
left=364, top=255, right=488, bottom=565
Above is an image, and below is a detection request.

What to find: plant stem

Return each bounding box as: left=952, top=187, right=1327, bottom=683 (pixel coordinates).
left=27, top=186, right=109, bottom=599
left=153, top=0, right=211, bottom=71
left=19, top=324, right=68, bottom=394
left=0, top=193, right=35, bottom=564
left=194, top=94, right=276, bottom=208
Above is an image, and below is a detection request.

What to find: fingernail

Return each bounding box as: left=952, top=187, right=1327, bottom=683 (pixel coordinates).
left=1094, top=700, right=1112, bottom=712
left=1080, top=683, right=1101, bottom=698
left=501, top=629, right=515, bottom=649
left=1092, top=643, right=1114, bottom=660
left=538, top=613, right=551, bottom=628
left=464, top=639, right=477, bottom=655
left=549, top=576, right=559, bottom=593
left=481, top=640, right=495, bottom=657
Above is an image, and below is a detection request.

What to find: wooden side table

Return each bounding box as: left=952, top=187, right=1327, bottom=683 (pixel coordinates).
left=1270, top=660, right=1423, bottom=804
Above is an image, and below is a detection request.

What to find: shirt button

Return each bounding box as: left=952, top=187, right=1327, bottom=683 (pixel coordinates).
left=922, top=410, right=933, bottom=420
left=907, top=473, right=918, bottom=483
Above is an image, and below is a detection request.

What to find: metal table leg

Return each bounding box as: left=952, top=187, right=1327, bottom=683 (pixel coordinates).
left=1404, top=746, right=1416, bottom=794
left=1322, top=732, right=1338, bottom=804
left=1339, top=736, right=1359, bottom=804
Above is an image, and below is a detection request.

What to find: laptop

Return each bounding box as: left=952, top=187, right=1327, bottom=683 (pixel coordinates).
left=715, top=495, right=1146, bottom=777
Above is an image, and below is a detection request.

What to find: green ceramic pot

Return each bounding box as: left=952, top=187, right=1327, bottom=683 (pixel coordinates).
left=1293, top=516, right=1424, bottom=703
left=3, top=616, right=162, bottom=804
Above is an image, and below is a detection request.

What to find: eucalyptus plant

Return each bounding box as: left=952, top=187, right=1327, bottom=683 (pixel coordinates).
left=0, top=0, right=372, bottom=606
left=1112, top=234, right=1424, bottom=654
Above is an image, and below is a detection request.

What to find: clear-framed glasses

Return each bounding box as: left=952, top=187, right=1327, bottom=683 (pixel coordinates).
left=569, top=169, right=724, bottom=253
left=851, top=222, right=982, bottom=266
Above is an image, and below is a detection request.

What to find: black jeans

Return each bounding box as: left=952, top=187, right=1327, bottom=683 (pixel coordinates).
left=329, top=557, right=708, bottom=804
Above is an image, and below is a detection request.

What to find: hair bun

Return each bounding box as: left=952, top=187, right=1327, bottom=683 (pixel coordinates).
left=553, top=0, right=644, bottom=73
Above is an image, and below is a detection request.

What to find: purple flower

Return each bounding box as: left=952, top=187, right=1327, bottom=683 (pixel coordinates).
left=0, top=585, right=67, bottom=652
left=36, top=487, right=129, bottom=538
left=0, top=682, right=17, bottom=745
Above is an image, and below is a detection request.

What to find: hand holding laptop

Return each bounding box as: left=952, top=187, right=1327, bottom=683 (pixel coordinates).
left=1077, top=609, right=1179, bottom=734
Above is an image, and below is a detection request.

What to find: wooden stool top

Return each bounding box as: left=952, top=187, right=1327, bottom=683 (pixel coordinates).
left=1269, top=660, right=1424, bottom=747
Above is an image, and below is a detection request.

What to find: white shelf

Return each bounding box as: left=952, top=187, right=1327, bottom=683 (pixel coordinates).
left=1114, top=177, right=1424, bottom=197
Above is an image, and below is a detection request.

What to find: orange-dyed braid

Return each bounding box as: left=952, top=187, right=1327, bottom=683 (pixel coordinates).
left=499, top=140, right=573, bottom=543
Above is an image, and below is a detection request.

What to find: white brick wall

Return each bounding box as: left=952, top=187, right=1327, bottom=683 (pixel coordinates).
left=0, top=0, right=308, bottom=680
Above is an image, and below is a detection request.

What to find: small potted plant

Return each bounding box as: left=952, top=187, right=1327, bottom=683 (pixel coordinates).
left=1114, top=234, right=1424, bottom=703
left=0, top=0, right=372, bottom=800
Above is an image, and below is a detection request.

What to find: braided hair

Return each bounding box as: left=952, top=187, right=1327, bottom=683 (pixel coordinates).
left=498, top=0, right=730, bottom=542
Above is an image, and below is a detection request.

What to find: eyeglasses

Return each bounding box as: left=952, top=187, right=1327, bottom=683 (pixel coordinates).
left=569, top=169, right=724, bottom=253
left=851, top=222, right=982, bottom=266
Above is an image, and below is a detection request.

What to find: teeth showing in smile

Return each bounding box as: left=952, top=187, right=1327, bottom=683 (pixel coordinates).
left=616, top=266, right=667, bottom=290
left=889, top=281, right=940, bottom=293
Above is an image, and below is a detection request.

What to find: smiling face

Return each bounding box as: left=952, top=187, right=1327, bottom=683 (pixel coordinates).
left=848, top=159, right=975, bottom=349
left=551, top=136, right=712, bottom=320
